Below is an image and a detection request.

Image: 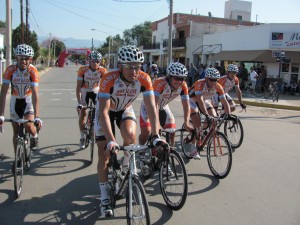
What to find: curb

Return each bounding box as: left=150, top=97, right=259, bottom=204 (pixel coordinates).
left=233, top=98, right=300, bottom=111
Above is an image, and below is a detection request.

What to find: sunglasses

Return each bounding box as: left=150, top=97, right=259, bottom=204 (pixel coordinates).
left=208, top=78, right=219, bottom=82
left=122, top=64, right=141, bottom=71
left=90, top=60, right=100, bottom=63
left=171, top=76, right=185, bottom=81
left=18, top=57, right=30, bottom=61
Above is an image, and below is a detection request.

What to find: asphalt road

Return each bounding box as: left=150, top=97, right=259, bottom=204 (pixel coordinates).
left=0, top=64, right=300, bottom=225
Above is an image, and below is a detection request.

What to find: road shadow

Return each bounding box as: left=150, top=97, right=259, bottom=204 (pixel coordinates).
left=0, top=173, right=175, bottom=225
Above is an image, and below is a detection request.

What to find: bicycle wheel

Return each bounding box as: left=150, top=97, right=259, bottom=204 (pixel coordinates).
left=126, top=176, right=150, bottom=225
left=24, top=133, right=32, bottom=170
left=264, top=89, right=272, bottom=99
left=206, top=131, right=232, bottom=179
left=254, top=85, right=265, bottom=97
left=159, top=149, right=188, bottom=210
left=180, top=124, right=193, bottom=159
left=224, top=117, right=244, bottom=149
left=272, top=90, right=279, bottom=102
left=14, top=141, right=24, bottom=198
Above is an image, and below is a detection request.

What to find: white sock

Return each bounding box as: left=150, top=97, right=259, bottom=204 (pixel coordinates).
left=80, top=131, right=85, bottom=139
left=33, top=133, right=38, bottom=138
left=99, top=182, right=109, bottom=202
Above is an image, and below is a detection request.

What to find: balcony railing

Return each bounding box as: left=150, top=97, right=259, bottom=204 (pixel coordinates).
left=143, top=42, right=160, bottom=50
left=163, top=38, right=186, bottom=48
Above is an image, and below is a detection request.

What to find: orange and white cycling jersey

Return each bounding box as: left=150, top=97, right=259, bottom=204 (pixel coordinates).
left=77, top=65, right=107, bottom=92
left=190, top=79, right=225, bottom=100
left=153, top=77, right=189, bottom=109
left=98, top=69, right=154, bottom=112
left=218, top=75, right=239, bottom=93
left=2, top=64, right=39, bottom=98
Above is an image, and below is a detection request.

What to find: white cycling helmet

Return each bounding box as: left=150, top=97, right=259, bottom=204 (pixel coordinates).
left=227, top=64, right=239, bottom=73
left=167, top=62, right=188, bottom=77
left=89, top=51, right=102, bottom=60
left=14, top=44, right=34, bottom=57
left=118, top=45, right=144, bottom=63
left=205, top=68, right=220, bottom=79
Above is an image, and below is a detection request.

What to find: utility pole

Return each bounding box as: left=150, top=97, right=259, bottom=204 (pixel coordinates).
left=167, top=0, right=173, bottom=65
left=6, top=0, right=12, bottom=66
left=20, top=0, right=24, bottom=43
left=25, top=0, right=29, bottom=43
left=47, top=33, right=52, bottom=67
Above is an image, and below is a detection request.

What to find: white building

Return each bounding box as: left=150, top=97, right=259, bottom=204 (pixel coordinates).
left=205, top=23, right=300, bottom=84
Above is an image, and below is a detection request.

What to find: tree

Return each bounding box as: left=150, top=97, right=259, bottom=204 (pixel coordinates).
left=99, top=34, right=123, bottom=55
left=0, top=20, right=5, bottom=28
left=123, top=21, right=152, bottom=46
left=12, top=23, right=40, bottom=60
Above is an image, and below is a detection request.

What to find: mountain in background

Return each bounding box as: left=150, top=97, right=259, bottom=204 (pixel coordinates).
left=38, top=36, right=104, bottom=49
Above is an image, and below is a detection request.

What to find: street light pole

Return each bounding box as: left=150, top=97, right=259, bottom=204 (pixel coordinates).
left=91, top=29, right=95, bottom=50
left=168, top=0, right=173, bottom=65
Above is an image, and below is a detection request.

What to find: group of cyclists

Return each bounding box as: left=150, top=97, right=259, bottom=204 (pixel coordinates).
left=0, top=43, right=247, bottom=218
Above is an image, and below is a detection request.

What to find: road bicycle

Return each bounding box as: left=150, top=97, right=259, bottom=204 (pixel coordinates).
left=241, top=81, right=265, bottom=98
left=264, top=81, right=279, bottom=102
left=107, top=144, right=151, bottom=224
left=138, top=130, right=188, bottom=211
left=82, top=100, right=96, bottom=164
left=180, top=115, right=233, bottom=179
left=0, top=119, right=35, bottom=198
left=217, top=107, right=245, bottom=149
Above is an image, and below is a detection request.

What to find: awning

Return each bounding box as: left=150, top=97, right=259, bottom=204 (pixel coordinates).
left=210, top=50, right=300, bottom=63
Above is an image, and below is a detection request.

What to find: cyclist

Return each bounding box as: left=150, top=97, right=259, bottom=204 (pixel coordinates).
left=212, top=64, right=246, bottom=112
left=0, top=44, right=43, bottom=167
left=76, top=51, right=107, bottom=149
left=188, top=68, right=231, bottom=158
left=150, top=62, right=159, bottom=82
left=139, top=62, right=194, bottom=154
left=95, top=45, right=169, bottom=218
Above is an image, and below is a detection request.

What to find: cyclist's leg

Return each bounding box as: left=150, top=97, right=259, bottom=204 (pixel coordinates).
left=79, top=90, right=90, bottom=148
left=10, top=97, right=26, bottom=153
left=212, top=93, right=220, bottom=113
left=118, top=106, right=137, bottom=169
left=225, top=93, right=236, bottom=112
left=187, top=98, right=201, bottom=159
left=160, top=105, right=176, bottom=147
left=95, top=106, right=113, bottom=217
left=138, top=102, right=151, bottom=145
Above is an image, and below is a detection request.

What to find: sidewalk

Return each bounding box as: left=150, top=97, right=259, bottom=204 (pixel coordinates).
left=231, top=91, right=300, bottom=111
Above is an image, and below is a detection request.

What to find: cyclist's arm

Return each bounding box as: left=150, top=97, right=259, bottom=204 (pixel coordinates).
left=220, top=96, right=231, bottom=114
left=235, top=86, right=243, bottom=105
left=76, top=79, right=83, bottom=104
left=195, top=95, right=209, bottom=116
left=98, top=97, right=116, bottom=143
left=143, top=94, right=160, bottom=136
left=31, top=86, right=40, bottom=118
left=181, top=98, right=192, bottom=131
left=0, top=83, right=9, bottom=116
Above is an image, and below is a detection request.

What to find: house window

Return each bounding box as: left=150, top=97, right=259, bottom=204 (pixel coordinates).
left=237, top=15, right=242, bottom=21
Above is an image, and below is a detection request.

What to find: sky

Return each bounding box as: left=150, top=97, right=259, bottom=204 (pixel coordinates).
left=1, top=0, right=300, bottom=43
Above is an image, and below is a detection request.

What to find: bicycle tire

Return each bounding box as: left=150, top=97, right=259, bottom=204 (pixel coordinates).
left=272, top=90, right=279, bottom=102
left=264, top=89, right=272, bottom=99
left=14, top=140, right=24, bottom=198
left=180, top=124, right=194, bottom=159
left=126, top=176, right=150, bottom=225
left=206, top=131, right=232, bottom=179
left=224, top=117, right=244, bottom=149
left=159, top=149, right=188, bottom=210
left=24, top=132, right=32, bottom=170
left=254, top=85, right=265, bottom=97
